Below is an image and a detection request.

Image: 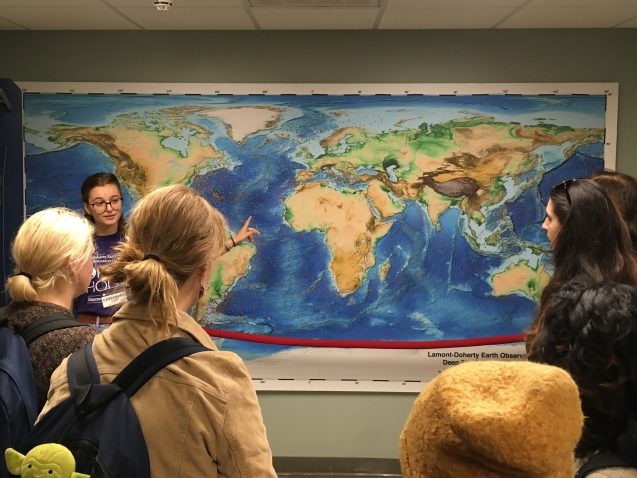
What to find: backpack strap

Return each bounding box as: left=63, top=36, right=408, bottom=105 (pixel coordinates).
left=113, top=337, right=209, bottom=397
left=68, top=339, right=100, bottom=392
left=68, top=336, right=208, bottom=399
left=19, top=311, right=85, bottom=346
left=0, top=305, right=8, bottom=327
left=576, top=451, right=632, bottom=477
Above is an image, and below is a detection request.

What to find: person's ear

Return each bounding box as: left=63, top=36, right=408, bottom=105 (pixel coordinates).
left=83, top=202, right=92, bottom=216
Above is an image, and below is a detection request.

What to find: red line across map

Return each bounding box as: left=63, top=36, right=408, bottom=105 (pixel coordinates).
left=204, top=328, right=525, bottom=349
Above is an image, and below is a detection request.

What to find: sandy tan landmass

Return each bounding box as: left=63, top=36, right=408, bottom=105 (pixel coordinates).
left=305, top=118, right=604, bottom=226
left=367, top=180, right=404, bottom=219
left=210, top=245, right=256, bottom=299
left=491, top=260, right=550, bottom=301
left=193, top=245, right=257, bottom=324
left=285, top=183, right=392, bottom=295
left=418, top=188, right=453, bottom=229
left=45, top=105, right=282, bottom=196
left=288, top=118, right=601, bottom=295
left=379, top=260, right=391, bottom=281
left=48, top=123, right=224, bottom=197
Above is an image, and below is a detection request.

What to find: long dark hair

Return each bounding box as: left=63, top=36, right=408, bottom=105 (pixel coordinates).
left=530, top=280, right=637, bottom=463
left=527, top=179, right=637, bottom=356
left=593, top=170, right=637, bottom=256
left=81, top=172, right=126, bottom=234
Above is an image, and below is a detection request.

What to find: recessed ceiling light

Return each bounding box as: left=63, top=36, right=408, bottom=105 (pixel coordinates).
left=153, top=0, right=173, bottom=12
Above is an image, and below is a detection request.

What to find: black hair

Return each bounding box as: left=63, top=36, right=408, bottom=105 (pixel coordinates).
left=531, top=280, right=637, bottom=463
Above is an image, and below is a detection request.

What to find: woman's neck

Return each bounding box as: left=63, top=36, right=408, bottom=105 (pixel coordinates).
left=37, top=289, right=73, bottom=311
left=94, top=223, right=118, bottom=236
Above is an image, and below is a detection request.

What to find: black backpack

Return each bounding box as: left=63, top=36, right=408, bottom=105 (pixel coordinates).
left=575, top=451, right=636, bottom=477
left=0, top=308, right=85, bottom=478
left=10, top=336, right=208, bottom=477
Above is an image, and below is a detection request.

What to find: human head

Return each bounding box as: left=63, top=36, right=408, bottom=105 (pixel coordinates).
left=592, top=170, right=637, bottom=255
left=530, top=281, right=637, bottom=464
left=81, top=172, right=125, bottom=234
left=5, top=208, right=95, bottom=302
left=400, top=360, right=583, bottom=478
left=544, top=178, right=636, bottom=286
left=101, top=184, right=227, bottom=333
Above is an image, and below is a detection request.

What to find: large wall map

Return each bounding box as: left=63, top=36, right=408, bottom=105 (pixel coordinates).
left=21, top=83, right=616, bottom=391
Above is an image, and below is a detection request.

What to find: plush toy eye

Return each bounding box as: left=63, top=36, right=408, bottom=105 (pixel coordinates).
left=48, top=470, right=53, bottom=475
left=27, top=464, right=32, bottom=469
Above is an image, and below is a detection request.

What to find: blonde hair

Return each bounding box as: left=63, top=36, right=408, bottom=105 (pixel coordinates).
left=102, top=184, right=227, bottom=334
left=6, top=208, right=95, bottom=302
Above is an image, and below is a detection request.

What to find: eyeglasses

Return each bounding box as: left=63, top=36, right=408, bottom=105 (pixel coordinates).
left=89, top=197, right=123, bottom=213
left=553, top=179, right=576, bottom=205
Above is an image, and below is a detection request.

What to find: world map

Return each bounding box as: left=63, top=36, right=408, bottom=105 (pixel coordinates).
left=24, top=92, right=606, bottom=361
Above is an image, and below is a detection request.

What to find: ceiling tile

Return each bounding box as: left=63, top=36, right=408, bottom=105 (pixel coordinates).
left=499, top=6, right=637, bottom=28
left=104, top=0, right=243, bottom=6
left=0, top=0, right=102, bottom=5
left=389, top=0, right=526, bottom=7
left=0, top=7, right=140, bottom=29
left=120, top=6, right=254, bottom=29
left=379, top=7, right=515, bottom=29
left=252, top=6, right=378, bottom=29
left=529, top=0, right=637, bottom=6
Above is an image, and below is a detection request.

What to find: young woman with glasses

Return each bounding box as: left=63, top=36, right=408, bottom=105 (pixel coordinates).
left=528, top=177, right=637, bottom=357
left=74, top=172, right=127, bottom=328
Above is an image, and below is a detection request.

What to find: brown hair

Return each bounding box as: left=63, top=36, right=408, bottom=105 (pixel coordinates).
left=592, top=170, right=637, bottom=256
left=102, top=184, right=227, bottom=334
left=526, top=179, right=637, bottom=358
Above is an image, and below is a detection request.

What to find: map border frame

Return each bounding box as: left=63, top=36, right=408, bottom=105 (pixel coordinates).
left=19, top=82, right=619, bottom=392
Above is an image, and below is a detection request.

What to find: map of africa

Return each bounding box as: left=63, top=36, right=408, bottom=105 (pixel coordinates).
left=23, top=91, right=606, bottom=362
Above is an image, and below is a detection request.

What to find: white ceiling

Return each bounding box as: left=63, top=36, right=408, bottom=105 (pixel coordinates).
left=1, top=0, right=637, bottom=30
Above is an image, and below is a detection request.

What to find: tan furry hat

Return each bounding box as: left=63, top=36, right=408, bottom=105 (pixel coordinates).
left=400, top=360, right=583, bottom=478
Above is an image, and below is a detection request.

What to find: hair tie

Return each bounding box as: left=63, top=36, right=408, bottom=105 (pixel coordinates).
left=143, top=254, right=162, bottom=263
left=16, top=271, right=33, bottom=280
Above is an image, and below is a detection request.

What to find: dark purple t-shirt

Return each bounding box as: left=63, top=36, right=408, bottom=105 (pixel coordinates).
left=74, top=233, right=126, bottom=316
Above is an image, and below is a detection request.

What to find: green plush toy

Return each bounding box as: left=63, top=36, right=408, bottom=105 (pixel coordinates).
left=5, top=444, right=90, bottom=478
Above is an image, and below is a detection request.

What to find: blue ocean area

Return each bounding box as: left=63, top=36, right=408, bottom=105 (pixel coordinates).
left=22, top=93, right=610, bottom=361
left=25, top=143, right=135, bottom=216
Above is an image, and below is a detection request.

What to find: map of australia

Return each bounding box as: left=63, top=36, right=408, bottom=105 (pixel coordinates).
left=24, top=93, right=606, bottom=359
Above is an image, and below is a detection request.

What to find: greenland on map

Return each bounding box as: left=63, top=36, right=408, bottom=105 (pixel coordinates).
left=21, top=83, right=616, bottom=390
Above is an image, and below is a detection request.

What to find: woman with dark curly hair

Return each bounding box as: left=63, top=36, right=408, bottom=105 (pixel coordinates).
left=530, top=280, right=637, bottom=477
left=526, top=178, right=637, bottom=358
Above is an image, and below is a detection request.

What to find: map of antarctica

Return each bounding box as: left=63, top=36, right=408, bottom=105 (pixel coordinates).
left=23, top=90, right=607, bottom=360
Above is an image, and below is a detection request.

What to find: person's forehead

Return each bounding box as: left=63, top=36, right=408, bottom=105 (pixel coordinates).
left=545, top=198, right=555, bottom=215
left=88, top=183, right=120, bottom=200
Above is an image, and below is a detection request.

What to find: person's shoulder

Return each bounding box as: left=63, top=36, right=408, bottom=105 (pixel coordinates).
left=187, top=347, right=249, bottom=376
left=174, top=348, right=254, bottom=399
left=587, top=469, right=637, bottom=478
